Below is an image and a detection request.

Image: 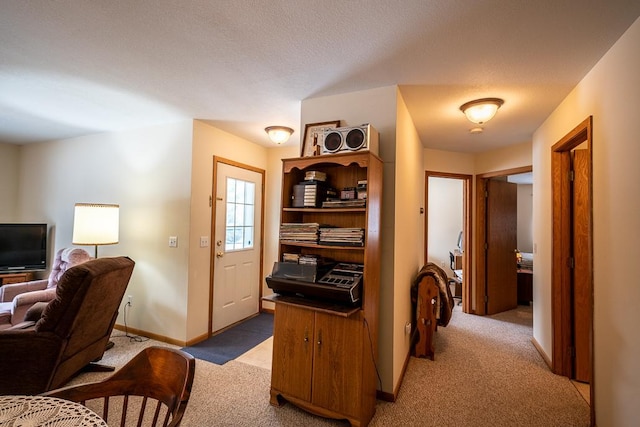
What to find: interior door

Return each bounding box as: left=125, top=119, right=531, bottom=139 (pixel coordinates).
left=572, top=148, right=591, bottom=383
left=212, top=162, right=262, bottom=332
left=486, top=179, right=518, bottom=314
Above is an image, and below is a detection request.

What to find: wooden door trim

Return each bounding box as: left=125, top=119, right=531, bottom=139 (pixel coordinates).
left=550, top=116, right=594, bottom=425
left=424, top=171, right=473, bottom=312
left=475, top=166, right=532, bottom=315
left=209, top=156, right=266, bottom=337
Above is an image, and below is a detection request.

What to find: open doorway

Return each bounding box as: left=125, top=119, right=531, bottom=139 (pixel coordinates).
left=475, top=166, right=533, bottom=315
left=424, top=171, right=472, bottom=312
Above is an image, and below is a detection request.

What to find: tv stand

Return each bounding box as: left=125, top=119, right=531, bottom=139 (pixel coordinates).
left=0, top=272, right=34, bottom=286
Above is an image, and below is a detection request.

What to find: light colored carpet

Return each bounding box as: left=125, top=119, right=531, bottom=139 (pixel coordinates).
left=69, top=305, right=589, bottom=426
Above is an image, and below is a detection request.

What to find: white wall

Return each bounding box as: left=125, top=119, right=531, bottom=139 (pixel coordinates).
left=516, top=184, right=533, bottom=252
left=17, top=120, right=194, bottom=341
left=532, top=16, right=640, bottom=427
left=427, top=177, right=463, bottom=268
left=301, top=86, right=400, bottom=393
left=0, top=143, right=20, bottom=221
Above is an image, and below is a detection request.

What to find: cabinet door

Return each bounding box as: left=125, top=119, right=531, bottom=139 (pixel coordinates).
left=312, top=312, right=363, bottom=418
left=271, top=304, right=314, bottom=401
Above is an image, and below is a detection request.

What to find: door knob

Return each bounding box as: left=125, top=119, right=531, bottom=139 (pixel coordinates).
left=216, top=251, right=224, bottom=258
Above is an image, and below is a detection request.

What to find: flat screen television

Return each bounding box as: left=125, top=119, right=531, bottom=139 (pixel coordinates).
left=0, top=223, right=47, bottom=272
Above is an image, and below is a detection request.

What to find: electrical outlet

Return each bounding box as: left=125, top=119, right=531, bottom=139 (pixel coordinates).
left=128, top=295, right=133, bottom=306
left=405, top=322, right=412, bottom=335
left=169, top=236, right=178, bottom=248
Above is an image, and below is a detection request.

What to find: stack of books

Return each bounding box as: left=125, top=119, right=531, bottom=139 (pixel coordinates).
left=304, top=170, right=327, bottom=182
left=318, top=227, right=365, bottom=246
left=279, top=223, right=320, bottom=243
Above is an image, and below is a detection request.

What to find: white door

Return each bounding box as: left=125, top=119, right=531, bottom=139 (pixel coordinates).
left=212, top=162, right=262, bottom=332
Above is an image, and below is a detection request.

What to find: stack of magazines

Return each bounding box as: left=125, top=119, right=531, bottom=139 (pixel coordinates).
left=322, top=199, right=366, bottom=208
left=318, top=227, right=365, bottom=246
left=279, top=223, right=319, bottom=243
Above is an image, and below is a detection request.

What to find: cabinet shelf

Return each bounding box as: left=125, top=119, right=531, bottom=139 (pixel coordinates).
left=263, top=294, right=359, bottom=317
left=280, top=241, right=365, bottom=251
left=282, top=207, right=366, bottom=213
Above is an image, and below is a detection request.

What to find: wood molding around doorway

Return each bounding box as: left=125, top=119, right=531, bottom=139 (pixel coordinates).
left=551, top=117, right=593, bottom=370
left=424, top=171, right=473, bottom=312
left=475, top=166, right=532, bottom=315
left=550, top=116, right=594, bottom=424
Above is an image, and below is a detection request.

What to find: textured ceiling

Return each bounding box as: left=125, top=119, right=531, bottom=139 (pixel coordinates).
left=1, top=1, right=639, bottom=153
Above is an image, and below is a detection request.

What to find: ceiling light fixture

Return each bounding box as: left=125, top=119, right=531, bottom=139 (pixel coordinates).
left=265, top=126, right=294, bottom=144
left=460, top=98, right=504, bottom=124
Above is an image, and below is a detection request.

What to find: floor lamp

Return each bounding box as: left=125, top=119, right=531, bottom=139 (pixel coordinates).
left=72, top=202, right=120, bottom=351
left=72, top=203, right=119, bottom=258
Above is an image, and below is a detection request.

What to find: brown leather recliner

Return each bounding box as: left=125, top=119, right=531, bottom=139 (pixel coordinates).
left=0, top=256, right=134, bottom=395
left=0, top=248, right=92, bottom=330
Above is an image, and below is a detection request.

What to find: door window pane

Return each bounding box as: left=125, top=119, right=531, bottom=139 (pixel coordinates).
left=225, top=177, right=255, bottom=251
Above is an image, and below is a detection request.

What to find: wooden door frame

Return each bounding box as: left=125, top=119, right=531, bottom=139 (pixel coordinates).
left=424, top=171, right=473, bottom=312
left=209, top=156, right=266, bottom=338
left=475, top=166, right=532, bottom=315
left=550, top=116, right=594, bottom=423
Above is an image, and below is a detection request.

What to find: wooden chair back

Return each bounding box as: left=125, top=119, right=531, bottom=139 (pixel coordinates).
left=43, top=346, right=196, bottom=427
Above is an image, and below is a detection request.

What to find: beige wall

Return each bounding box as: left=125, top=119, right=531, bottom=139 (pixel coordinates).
left=533, top=16, right=640, bottom=427
left=17, top=120, right=194, bottom=340
left=0, top=143, right=20, bottom=221
left=187, top=120, right=271, bottom=340
left=475, top=140, right=532, bottom=174
left=393, top=90, right=425, bottom=391
left=424, top=148, right=475, bottom=175
left=262, top=144, right=300, bottom=312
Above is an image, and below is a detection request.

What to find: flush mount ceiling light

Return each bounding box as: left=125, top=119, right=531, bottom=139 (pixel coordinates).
left=265, top=126, right=294, bottom=144
left=460, top=98, right=504, bottom=124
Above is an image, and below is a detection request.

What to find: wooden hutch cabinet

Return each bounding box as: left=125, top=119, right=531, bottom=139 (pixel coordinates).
left=266, top=151, right=382, bottom=427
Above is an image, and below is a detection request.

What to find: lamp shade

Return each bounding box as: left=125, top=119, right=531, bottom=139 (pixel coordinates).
left=460, top=98, right=504, bottom=124
left=72, top=203, right=119, bottom=246
left=265, top=126, right=293, bottom=144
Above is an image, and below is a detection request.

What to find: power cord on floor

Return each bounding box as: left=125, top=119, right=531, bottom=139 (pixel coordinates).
left=364, top=316, right=383, bottom=391
left=110, top=301, right=149, bottom=343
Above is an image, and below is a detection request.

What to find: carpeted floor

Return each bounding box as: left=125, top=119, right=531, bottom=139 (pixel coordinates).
left=181, top=313, right=273, bottom=365
left=69, top=305, right=589, bottom=426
